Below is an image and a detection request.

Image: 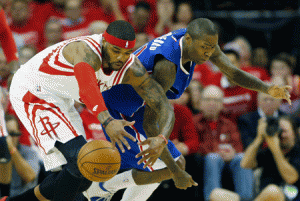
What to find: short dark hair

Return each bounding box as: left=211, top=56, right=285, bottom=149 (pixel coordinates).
left=223, top=49, right=240, bottom=61
left=186, top=18, right=218, bottom=40
left=135, top=2, right=151, bottom=12
left=106, top=20, right=135, bottom=41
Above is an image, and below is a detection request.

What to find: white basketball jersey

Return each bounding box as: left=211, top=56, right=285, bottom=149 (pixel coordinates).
left=11, top=34, right=135, bottom=103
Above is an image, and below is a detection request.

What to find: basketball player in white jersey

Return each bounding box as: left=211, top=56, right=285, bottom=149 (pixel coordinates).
left=3, top=20, right=194, bottom=201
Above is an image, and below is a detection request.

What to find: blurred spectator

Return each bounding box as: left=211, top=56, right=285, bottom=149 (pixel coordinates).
left=129, top=2, right=152, bottom=34
left=171, top=90, right=190, bottom=107
left=8, top=0, right=44, bottom=51
left=169, top=100, right=200, bottom=156
left=4, top=115, right=41, bottom=197
left=238, top=90, right=284, bottom=149
left=33, top=0, right=65, bottom=26
left=154, top=0, right=175, bottom=37
left=212, top=49, right=258, bottom=122
left=0, top=87, right=11, bottom=197
left=269, top=52, right=300, bottom=114
left=19, top=46, right=37, bottom=65
left=118, top=0, right=157, bottom=22
left=0, top=4, right=19, bottom=72
left=251, top=47, right=269, bottom=69
left=97, top=0, right=125, bottom=21
left=193, top=85, right=253, bottom=201
left=171, top=1, right=193, bottom=31
left=223, top=36, right=252, bottom=68
left=134, top=33, right=149, bottom=51
left=240, top=116, right=300, bottom=201
left=0, top=49, right=11, bottom=89
left=186, top=79, right=202, bottom=114
left=40, top=19, right=62, bottom=51
left=60, top=0, right=107, bottom=40
left=88, top=20, right=108, bottom=35
left=74, top=102, right=106, bottom=141
left=193, top=61, right=220, bottom=86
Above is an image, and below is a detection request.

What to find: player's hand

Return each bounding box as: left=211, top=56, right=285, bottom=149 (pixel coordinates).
left=172, top=169, right=198, bottom=190
left=267, top=85, right=292, bottom=105
left=135, top=136, right=166, bottom=168
left=105, top=119, right=136, bottom=153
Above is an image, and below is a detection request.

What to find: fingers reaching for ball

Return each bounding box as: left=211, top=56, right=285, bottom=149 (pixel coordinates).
left=104, top=119, right=136, bottom=153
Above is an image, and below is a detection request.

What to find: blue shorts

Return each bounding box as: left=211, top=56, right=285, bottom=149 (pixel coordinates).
left=103, top=107, right=181, bottom=172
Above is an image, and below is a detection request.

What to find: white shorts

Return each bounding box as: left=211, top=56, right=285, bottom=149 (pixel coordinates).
left=9, top=83, right=85, bottom=171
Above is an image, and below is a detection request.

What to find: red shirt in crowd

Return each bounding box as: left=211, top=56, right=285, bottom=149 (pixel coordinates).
left=193, top=113, right=243, bottom=155
left=8, top=12, right=44, bottom=51
left=202, top=66, right=270, bottom=122
left=60, top=8, right=109, bottom=41
left=169, top=104, right=200, bottom=155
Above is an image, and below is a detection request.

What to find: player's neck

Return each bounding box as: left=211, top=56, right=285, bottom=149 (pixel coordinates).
left=181, top=40, right=190, bottom=65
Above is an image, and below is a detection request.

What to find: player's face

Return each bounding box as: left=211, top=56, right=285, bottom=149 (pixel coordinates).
left=103, top=42, right=133, bottom=71
left=190, top=34, right=218, bottom=64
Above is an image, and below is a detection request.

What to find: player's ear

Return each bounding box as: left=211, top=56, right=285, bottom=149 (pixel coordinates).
left=102, top=38, right=107, bottom=46
left=185, top=33, right=192, bottom=46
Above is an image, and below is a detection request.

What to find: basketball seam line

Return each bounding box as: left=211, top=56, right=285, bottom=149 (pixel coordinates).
left=78, top=147, right=115, bottom=163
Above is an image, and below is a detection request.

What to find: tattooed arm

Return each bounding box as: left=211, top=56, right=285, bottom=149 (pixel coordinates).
left=210, top=45, right=291, bottom=103
left=142, top=56, right=177, bottom=139
left=122, top=57, right=175, bottom=142
left=123, top=57, right=197, bottom=189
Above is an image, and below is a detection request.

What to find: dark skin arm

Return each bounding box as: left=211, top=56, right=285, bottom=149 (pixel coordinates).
left=210, top=45, right=291, bottom=104
left=123, top=57, right=197, bottom=189
left=122, top=57, right=175, bottom=144
left=63, top=41, right=136, bottom=152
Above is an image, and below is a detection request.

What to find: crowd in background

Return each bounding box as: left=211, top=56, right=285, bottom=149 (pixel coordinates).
left=1, top=0, right=300, bottom=200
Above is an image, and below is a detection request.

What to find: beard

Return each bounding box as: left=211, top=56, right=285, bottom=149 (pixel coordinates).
left=102, top=45, right=114, bottom=70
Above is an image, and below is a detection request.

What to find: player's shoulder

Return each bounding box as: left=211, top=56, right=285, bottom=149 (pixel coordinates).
left=148, top=29, right=186, bottom=50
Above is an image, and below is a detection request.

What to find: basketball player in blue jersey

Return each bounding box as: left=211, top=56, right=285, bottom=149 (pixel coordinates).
left=81, top=18, right=291, bottom=201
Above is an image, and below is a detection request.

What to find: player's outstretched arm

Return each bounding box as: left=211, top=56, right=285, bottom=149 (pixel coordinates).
left=63, top=41, right=136, bottom=152
left=210, top=45, right=291, bottom=104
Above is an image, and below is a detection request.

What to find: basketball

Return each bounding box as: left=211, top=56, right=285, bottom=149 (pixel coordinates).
left=77, top=140, right=121, bottom=182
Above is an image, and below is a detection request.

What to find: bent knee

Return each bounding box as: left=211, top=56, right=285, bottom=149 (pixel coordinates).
left=176, top=155, right=186, bottom=170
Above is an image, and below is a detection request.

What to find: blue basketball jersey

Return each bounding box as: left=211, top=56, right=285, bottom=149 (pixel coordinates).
left=101, top=28, right=196, bottom=117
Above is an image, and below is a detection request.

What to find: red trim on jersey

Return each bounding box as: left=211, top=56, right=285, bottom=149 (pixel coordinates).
left=103, top=31, right=136, bottom=49
left=85, top=37, right=102, bottom=57
left=24, top=102, right=45, bottom=153
left=120, top=114, right=154, bottom=172
left=54, top=48, right=74, bottom=70
left=23, top=92, right=79, bottom=136
left=22, top=91, right=79, bottom=152
left=85, top=38, right=102, bottom=57
left=39, top=45, right=75, bottom=76
left=135, top=45, right=147, bottom=57
left=113, top=56, right=133, bottom=85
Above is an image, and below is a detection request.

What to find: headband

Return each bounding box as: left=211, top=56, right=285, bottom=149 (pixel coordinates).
left=103, top=30, right=136, bottom=49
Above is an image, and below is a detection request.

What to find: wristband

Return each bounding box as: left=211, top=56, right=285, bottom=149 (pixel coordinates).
left=158, top=134, right=168, bottom=145
left=10, top=147, right=17, bottom=155
left=102, top=117, right=114, bottom=129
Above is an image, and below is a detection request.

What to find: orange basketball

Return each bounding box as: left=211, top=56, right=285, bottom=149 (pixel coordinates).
left=77, top=140, right=121, bottom=182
